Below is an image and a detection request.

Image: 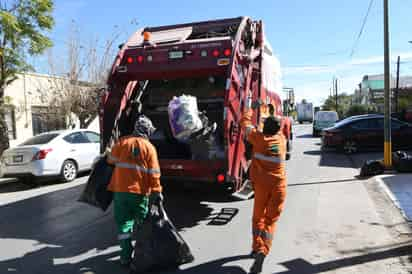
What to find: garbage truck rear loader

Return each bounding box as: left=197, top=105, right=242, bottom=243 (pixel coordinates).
left=100, top=17, right=291, bottom=198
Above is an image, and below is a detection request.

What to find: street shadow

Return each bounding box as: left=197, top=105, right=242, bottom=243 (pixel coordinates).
left=0, top=172, right=92, bottom=194
left=303, top=150, right=322, bottom=156
left=273, top=244, right=412, bottom=274
left=0, top=181, right=32, bottom=193
left=297, top=134, right=316, bottom=139
left=153, top=255, right=250, bottom=274
left=0, top=181, right=218, bottom=274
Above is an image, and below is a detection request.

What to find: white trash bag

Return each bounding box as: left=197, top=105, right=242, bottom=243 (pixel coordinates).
left=168, top=95, right=203, bottom=141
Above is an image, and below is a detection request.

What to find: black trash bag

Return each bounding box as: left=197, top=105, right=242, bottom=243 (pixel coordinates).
left=131, top=200, right=194, bottom=273
left=360, top=159, right=384, bottom=177
left=393, top=151, right=412, bottom=173
left=78, top=156, right=114, bottom=211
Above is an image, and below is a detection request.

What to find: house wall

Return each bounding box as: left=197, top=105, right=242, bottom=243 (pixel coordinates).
left=4, top=73, right=75, bottom=147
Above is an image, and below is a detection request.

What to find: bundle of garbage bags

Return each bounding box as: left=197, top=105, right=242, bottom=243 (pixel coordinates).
left=131, top=199, right=194, bottom=273
left=78, top=156, right=113, bottom=211
left=359, top=150, right=412, bottom=177
left=168, top=95, right=203, bottom=141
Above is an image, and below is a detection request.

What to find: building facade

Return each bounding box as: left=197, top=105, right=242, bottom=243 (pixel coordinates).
left=3, top=72, right=98, bottom=148
left=357, top=74, right=412, bottom=113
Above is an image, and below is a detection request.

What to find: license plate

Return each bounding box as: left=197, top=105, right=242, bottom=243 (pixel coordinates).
left=13, top=155, right=23, bottom=163
left=168, top=51, right=184, bottom=59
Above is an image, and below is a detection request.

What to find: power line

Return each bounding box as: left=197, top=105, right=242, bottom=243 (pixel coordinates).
left=350, top=0, right=375, bottom=58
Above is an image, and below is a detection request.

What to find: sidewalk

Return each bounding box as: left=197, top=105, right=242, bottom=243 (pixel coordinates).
left=376, top=174, right=412, bottom=222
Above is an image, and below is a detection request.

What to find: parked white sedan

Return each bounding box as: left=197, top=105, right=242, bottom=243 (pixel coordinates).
left=1, top=129, right=101, bottom=182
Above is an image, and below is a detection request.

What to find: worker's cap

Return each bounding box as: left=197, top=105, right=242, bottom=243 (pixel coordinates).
left=133, top=114, right=156, bottom=138
left=263, top=115, right=281, bottom=136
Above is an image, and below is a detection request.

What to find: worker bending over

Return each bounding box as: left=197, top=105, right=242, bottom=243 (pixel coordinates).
left=240, top=99, right=287, bottom=274
left=107, top=115, right=163, bottom=266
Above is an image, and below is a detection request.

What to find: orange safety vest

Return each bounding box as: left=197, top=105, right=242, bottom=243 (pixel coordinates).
left=107, top=136, right=162, bottom=194
left=240, top=109, right=286, bottom=181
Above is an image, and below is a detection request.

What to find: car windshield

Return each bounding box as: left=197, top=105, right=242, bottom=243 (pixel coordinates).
left=19, top=133, right=59, bottom=146
left=316, top=112, right=338, bottom=122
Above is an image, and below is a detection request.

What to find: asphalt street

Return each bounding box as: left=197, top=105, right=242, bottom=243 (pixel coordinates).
left=0, top=124, right=411, bottom=274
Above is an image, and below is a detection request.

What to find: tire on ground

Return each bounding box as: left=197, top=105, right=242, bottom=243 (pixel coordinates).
left=60, top=160, right=78, bottom=182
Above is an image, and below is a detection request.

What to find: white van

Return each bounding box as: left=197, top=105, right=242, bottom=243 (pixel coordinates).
left=313, top=111, right=339, bottom=136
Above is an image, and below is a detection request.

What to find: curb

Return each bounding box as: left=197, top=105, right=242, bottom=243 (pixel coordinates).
left=0, top=178, right=18, bottom=186
left=375, top=175, right=411, bottom=223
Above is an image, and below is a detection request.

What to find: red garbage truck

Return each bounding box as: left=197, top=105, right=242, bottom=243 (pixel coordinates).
left=100, top=17, right=292, bottom=198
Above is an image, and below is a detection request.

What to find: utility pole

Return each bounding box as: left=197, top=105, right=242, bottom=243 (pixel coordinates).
left=395, top=55, right=400, bottom=113
left=335, top=78, right=338, bottom=113
left=383, top=0, right=392, bottom=168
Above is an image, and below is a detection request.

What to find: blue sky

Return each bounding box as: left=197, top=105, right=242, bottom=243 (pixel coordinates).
left=34, top=0, right=412, bottom=105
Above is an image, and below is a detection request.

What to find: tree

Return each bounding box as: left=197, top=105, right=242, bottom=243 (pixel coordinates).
left=0, top=0, right=54, bottom=154
left=322, top=93, right=353, bottom=118
left=346, top=104, right=369, bottom=117
left=45, top=22, right=118, bottom=128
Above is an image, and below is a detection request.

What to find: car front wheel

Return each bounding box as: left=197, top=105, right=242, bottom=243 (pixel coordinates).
left=342, top=140, right=358, bottom=154
left=60, top=160, right=78, bottom=182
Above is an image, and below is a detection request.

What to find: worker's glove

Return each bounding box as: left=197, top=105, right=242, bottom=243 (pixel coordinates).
left=150, top=192, right=164, bottom=205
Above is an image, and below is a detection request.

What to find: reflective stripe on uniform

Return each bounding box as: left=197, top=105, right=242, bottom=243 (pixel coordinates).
left=253, top=229, right=273, bottom=240
left=115, top=162, right=161, bottom=174
left=118, top=233, right=131, bottom=240
left=254, top=153, right=284, bottom=164
left=108, top=154, right=120, bottom=163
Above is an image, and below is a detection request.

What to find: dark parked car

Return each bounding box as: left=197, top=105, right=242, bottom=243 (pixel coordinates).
left=321, top=115, right=412, bottom=154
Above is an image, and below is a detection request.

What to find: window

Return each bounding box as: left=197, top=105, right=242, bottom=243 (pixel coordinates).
left=20, top=133, right=59, bottom=146
left=84, top=132, right=100, bottom=143
left=351, top=119, right=372, bottom=129
left=3, top=105, right=16, bottom=140
left=391, top=120, right=404, bottom=130
left=63, top=132, right=90, bottom=144
left=32, top=106, right=66, bottom=136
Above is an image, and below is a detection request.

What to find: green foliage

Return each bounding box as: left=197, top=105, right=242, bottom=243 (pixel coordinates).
left=322, top=93, right=353, bottom=118
left=0, top=0, right=54, bottom=88
left=346, top=104, right=369, bottom=117
left=0, top=0, right=54, bottom=154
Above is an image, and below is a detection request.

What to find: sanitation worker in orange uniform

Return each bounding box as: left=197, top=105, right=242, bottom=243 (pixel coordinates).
left=107, top=115, right=162, bottom=266
left=240, top=99, right=287, bottom=274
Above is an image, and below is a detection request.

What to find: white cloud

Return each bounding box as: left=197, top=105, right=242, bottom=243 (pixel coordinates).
left=293, top=75, right=361, bottom=106
left=283, top=65, right=334, bottom=75
left=284, top=51, right=412, bottom=76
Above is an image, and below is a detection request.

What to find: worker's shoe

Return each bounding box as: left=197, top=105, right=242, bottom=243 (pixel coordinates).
left=249, top=252, right=266, bottom=274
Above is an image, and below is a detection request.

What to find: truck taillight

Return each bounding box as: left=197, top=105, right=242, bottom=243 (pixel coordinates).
left=126, top=57, right=133, bottom=64
left=212, top=49, right=220, bottom=57
left=217, top=174, right=225, bottom=183
left=223, top=48, right=232, bottom=57
left=137, top=56, right=144, bottom=63
left=32, top=149, right=53, bottom=161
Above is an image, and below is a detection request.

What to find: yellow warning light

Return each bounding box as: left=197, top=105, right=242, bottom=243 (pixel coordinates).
left=143, top=31, right=151, bottom=41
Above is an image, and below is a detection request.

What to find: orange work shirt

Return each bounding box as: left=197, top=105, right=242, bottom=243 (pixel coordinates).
left=107, top=136, right=162, bottom=194
left=240, top=109, right=286, bottom=181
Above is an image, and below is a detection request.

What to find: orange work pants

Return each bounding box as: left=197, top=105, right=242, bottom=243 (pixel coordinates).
left=252, top=177, right=286, bottom=255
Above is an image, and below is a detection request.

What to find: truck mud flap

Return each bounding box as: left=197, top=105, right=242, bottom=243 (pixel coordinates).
left=231, top=179, right=254, bottom=200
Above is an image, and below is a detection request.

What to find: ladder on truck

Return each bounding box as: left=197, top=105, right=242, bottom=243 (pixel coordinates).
left=231, top=20, right=263, bottom=200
